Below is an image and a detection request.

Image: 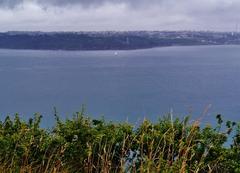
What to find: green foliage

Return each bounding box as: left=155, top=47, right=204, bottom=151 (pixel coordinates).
left=0, top=112, right=240, bottom=172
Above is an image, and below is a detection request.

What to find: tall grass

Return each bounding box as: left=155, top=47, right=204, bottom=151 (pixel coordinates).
left=0, top=111, right=239, bottom=172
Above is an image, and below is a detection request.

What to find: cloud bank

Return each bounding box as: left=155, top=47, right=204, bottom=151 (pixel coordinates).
left=0, top=0, right=239, bottom=31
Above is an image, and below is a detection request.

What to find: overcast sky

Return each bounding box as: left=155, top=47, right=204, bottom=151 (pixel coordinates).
left=0, top=0, right=239, bottom=31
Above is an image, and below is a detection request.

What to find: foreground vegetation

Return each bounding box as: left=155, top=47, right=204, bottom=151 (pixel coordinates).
left=0, top=110, right=240, bottom=173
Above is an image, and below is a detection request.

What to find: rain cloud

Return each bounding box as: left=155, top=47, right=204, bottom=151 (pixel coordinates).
left=0, top=0, right=239, bottom=31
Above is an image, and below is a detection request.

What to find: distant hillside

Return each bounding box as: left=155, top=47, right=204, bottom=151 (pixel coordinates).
left=1, top=31, right=240, bottom=50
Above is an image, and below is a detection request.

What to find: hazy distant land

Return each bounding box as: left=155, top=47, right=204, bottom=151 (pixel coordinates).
left=1, top=31, right=240, bottom=50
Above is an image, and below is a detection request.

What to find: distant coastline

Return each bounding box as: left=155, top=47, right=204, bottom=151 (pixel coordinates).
left=1, top=31, right=240, bottom=51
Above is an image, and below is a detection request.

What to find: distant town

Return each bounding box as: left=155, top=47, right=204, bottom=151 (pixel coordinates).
left=1, top=31, right=240, bottom=50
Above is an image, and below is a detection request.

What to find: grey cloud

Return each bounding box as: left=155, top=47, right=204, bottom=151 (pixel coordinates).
left=0, top=0, right=118, bottom=8
left=0, top=0, right=239, bottom=31
left=0, top=0, right=23, bottom=8
left=0, top=0, right=164, bottom=8
left=38, top=0, right=104, bottom=7
left=38, top=0, right=155, bottom=6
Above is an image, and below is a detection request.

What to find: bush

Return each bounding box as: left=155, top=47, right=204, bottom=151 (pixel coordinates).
left=0, top=112, right=239, bottom=173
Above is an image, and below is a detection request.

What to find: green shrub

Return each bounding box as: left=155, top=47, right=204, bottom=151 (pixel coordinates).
left=0, top=112, right=239, bottom=173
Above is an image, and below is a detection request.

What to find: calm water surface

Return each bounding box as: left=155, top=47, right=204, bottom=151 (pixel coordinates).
left=0, top=45, right=240, bottom=126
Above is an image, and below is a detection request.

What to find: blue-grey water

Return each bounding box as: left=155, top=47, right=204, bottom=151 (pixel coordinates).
left=0, top=45, right=240, bottom=126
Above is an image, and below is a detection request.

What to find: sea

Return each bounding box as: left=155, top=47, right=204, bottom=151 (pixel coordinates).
left=0, top=45, right=240, bottom=127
